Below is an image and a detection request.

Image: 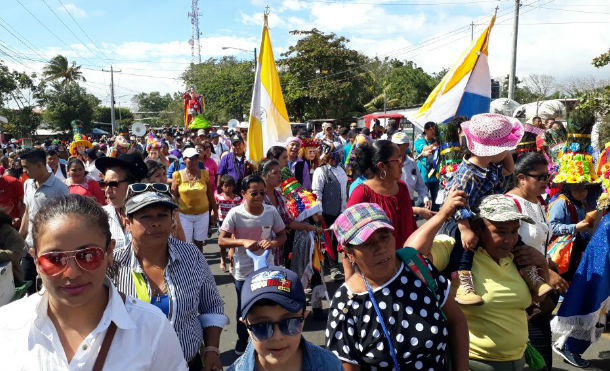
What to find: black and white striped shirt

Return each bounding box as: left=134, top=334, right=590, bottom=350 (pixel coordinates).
left=109, top=238, right=228, bottom=361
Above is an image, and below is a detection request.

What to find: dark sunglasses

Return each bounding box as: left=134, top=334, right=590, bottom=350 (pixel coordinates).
left=245, top=316, right=304, bottom=341
left=37, top=246, right=106, bottom=276
left=524, top=173, right=550, bottom=182
left=127, top=183, right=170, bottom=198
left=99, top=179, right=129, bottom=189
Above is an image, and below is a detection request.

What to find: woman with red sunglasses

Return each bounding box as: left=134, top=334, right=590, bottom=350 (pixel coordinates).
left=0, top=195, right=187, bottom=370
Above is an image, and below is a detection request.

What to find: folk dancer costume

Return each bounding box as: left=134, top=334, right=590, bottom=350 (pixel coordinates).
left=68, top=120, right=92, bottom=161
left=551, top=116, right=609, bottom=366
left=278, top=167, right=327, bottom=310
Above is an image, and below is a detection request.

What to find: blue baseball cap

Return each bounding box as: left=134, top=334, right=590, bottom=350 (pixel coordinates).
left=240, top=267, right=306, bottom=319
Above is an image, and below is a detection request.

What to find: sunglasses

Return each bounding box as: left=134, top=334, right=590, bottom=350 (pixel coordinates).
left=37, top=246, right=106, bottom=276
left=524, top=173, right=550, bottom=182
left=99, top=179, right=128, bottom=189
left=127, top=183, right=170, bottom=198
left=246, top=316, right=304, bottom=341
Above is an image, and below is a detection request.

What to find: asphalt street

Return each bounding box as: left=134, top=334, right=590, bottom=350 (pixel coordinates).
left=201, top=235, right=610, bottom=370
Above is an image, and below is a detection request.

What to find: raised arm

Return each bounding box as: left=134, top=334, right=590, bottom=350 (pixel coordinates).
left=405, top=188, right=467, bottom=256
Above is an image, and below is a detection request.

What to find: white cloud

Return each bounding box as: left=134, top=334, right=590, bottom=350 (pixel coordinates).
left=57, top=3, right=87, bottom=18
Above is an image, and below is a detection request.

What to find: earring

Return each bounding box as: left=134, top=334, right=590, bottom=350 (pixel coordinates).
left=35, top=275, right=44, bottom=296
left=379, top=169, right=387, bottom=180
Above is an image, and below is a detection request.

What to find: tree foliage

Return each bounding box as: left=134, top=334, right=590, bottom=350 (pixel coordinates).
left=39, top=82, right=100, bottom=132
left=132, top=91, right=180, bottom=126
left=578, top=49, right=610, bottom=119
left=182, top=57, right=254, bottom=124
left=93, top=106, right=134, bottom=127
left=42, top=55, right=85, bottom=85
left=280, top=29, right=373, bottom=121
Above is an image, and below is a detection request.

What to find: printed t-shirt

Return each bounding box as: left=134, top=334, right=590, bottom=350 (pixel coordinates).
left=214, top=192, right=242, bottom=221
left=220, top=204, right=285, bottom=281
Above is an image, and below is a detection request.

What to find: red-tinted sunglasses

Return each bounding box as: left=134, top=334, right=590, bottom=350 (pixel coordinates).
left=36, top=246, right=107, bottom=276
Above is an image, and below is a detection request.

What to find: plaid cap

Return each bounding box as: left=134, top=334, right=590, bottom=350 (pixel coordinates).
left=333, top=203, right=394, bottom=246
left=475, top=194, right=534, bottom=224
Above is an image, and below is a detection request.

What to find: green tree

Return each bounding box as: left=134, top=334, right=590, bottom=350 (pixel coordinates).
left=131, top=91, right=176, bottom=126
left=39, top=82, right=100, bottom=132
left=93, top=106, right=134, bottom=127
left=280, top=29, right=373, bottom=121
left=42, top=55, right=85, bottom=85
left=502, top=75, right=537, bottom=103
left=182, top=57, right=254, bottom=124
left=1, top=62, right=44, bottom=136
left=578, top=49, right=610, bottom=119
left=366, top=59, right=439, bottom=111
left=0, top=106, right=42, bottom=138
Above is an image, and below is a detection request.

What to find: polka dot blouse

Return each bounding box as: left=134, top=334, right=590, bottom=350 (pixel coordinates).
left=325, top=261, right=451, bottom=371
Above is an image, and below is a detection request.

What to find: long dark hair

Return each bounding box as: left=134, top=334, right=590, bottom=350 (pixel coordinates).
left=351, top=140, right=397, bottom=179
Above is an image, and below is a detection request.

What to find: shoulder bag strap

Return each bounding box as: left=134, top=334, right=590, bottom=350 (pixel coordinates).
left=396, top=247, right=438, bottom=295
left=360, top=272, right=401, bottom=371
left=505, top=193, right=523, bottom=213
left=92, top=292, right=126, bottom=371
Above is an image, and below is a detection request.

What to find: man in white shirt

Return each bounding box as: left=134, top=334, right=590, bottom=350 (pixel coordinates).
left=45, top=149, right=66, bottom=182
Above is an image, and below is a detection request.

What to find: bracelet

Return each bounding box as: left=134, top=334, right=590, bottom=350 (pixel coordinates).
left=203, top=346, right=220, bottom=355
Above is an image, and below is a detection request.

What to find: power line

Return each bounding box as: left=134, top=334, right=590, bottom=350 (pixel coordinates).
left=40, top=0, right=107, bottom=62
left=13, top=0, right=99, bottom=67
left=54, top=0, right=114, bottom=62
left=299, top=0, right=505, bottom=6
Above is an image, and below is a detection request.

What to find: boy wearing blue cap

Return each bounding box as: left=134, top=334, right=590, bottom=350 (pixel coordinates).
left=227, top=267, right=343, bottom=371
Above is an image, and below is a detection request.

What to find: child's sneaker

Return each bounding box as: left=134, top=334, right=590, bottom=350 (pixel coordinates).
left=522, top=265, right=553, bottom=298
left=454, top=270, right=483, bottom=305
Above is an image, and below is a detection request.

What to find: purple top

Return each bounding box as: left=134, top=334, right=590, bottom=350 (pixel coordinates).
left=218, top=152, right=250, bottom=189
left=288, top=157, right=312, bottom=191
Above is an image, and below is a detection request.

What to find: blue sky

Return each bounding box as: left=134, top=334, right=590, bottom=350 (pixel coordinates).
left=1, top=0, right=609, bottom=108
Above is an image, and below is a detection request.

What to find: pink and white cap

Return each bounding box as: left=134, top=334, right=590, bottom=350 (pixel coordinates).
left=461, top=113, right=524, bottom=157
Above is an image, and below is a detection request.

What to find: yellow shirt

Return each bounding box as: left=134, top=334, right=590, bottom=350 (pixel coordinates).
left=173, top=169, right=210, bottom=215
left=431, top=236, right=532, bottom=362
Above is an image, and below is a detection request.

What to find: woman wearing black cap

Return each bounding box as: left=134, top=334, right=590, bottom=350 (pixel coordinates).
left=95, top=153, right=148, bottom=250
left=110, top=184, right=227, bottom=371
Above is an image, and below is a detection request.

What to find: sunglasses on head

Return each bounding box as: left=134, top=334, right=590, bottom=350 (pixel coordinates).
left=246, top=316, right=304, bottom=341
left=37, top=246, right=106, bottom=276
left=127, top=183, right=170, bottom=198
left=524, top=173, right=550, bottom=182
left=99, top=179, right=129, bottom=189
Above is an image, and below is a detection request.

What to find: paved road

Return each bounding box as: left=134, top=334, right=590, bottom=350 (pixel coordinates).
left=202, top=235, right=610, bottom=370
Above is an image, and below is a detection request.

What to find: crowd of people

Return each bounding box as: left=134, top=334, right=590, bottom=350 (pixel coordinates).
left=0, top=112, right=609, bottom=371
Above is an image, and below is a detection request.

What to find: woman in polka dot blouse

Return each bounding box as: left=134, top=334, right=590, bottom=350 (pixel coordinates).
left=326, top=200, right=469, bottom=371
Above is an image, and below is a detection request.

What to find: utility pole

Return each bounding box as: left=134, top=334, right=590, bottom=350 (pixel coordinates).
left=470, top=21, right=475, bottom=41
left=102, top=66, right=121, bottom=135
left=508, top=0, right=520, bottom=101
left=254, top=47, right=257, bottom=71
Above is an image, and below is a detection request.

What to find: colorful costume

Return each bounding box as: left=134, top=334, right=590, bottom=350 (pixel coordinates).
left=550, top=111, right=605, bottom=366
left=68, top=120, right=92, bottom=158
left=183, top=90, right=207, bottom=128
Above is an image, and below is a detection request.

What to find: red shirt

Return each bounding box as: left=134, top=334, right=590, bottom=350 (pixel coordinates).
left=0, top=175, right=24, bottom=218
left=68, top=179, right=106, bottom=205
left=347, top=181, right=416, bottom=250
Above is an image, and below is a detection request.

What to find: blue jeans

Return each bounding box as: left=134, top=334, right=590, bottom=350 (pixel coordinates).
left=234, top=279, right=249, bottom=346
left=564, top=336, right=591, bottom=355
left=440, top=218, right=474, bottom=272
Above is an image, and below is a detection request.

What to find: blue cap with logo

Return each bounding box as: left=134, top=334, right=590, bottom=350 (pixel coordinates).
left=240, top=267, right=306, bottom=319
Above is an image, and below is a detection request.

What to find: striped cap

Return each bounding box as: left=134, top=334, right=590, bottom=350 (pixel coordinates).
left=333, top=203, right=394, bottom=246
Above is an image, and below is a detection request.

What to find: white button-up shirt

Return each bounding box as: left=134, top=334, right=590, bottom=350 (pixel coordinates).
left=103, top=204, right=131, bottom=250
left=0, top=281, right=187, bottom=371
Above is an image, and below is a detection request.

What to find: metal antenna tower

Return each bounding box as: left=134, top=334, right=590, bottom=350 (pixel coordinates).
left=188, top=0, right=202, bottom=64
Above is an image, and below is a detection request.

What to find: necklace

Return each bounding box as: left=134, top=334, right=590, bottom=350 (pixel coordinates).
left=151, top=278, right=167, bottom=301
left=184, top=169, right=199, bottom=186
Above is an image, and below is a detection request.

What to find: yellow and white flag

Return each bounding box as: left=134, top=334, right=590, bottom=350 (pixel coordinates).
left=246, top=14, right=292, bottom=162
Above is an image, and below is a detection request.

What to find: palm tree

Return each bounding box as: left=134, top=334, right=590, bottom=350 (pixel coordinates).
left=42, top=55, right=85, bottom=84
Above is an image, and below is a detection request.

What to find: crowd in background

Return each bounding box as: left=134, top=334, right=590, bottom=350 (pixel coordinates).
left=0, top=111, right=609, bottom=371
